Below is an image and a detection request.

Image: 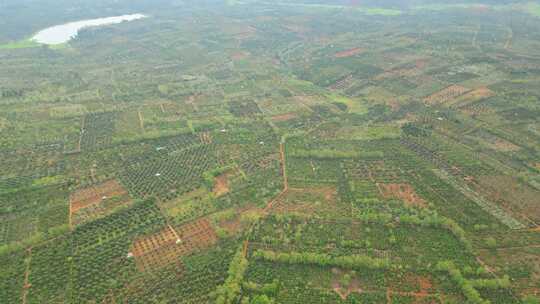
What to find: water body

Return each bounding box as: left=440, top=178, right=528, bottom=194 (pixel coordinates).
left=31, top=14, right=147, bottom=45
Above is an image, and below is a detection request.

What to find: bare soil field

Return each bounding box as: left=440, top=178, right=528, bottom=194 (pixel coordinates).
left=334, top=48, right=365, bottom=58
left=423, top=85, right=470, bottom=105
left=131, top=219, right=217, bottom=272
left=377, top=183, right=427, bottom=208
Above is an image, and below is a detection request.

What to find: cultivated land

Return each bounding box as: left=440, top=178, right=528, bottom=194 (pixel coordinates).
left=1, top=0, right=540, bottom=303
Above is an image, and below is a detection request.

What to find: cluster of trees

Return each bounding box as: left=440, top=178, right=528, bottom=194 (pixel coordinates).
left=399, top=212, right=473, bottom=252
left=354, top=208, right=473, bottom=252
left=402, top=122, right=431, bottom=137
left=290, top=149, right=383, bottom=160
left=253, top=250, right=391, bottom=270
left=241, top=280, right=279, bottom=304
left=1, top=88, right=25, bottom=98
left=242, top=295, right=275, bottom=304
left=436, top=261, right=489, bottom=304
left=469, top=276, right=510, bottom=289
left=214, top=249, right=249, bottom=304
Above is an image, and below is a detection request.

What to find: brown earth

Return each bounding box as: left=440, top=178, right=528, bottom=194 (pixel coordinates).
left=452, top=87, right=495, bottom=108
left=331, top=268, right=363, bottom=300
left=132, top=219, right=217, bottom=272
left=70, top=180, right=129, bottom=213
left=271, top=113, right=297, bottom=122
left=423, top=85, right=470, bottom=105
left=271, top=187, right=339, bottom=215
left=488, top=138, right=521, bottom=152
left=377, top=183, right=427, bottom=208
left=213, top=173, right=230, bottom=197
left=334, top=47, right=365, bottom=58
left=131, top=225, right=179, bottom=257
left=231, top=52, right=250, bottom=61
left=474, top=175, right=540, bottom=223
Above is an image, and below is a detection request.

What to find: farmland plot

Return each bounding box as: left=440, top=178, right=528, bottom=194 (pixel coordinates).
left=423, top=85, right=470, bottom=105
left=130, top=219, right=217, bottom=272
left=80, top=112, right=116, bottom=151
left=0, top=185, right=68, bottom=246
left=70, top=179, right=132, bottom=226
left=71, top=200, right=166, bottom=303
left=119, top=144, right=219, bottom=201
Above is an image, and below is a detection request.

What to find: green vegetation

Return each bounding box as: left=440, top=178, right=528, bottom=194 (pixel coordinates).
left=0, top=39, right=40, bottom=49
left=214, top=248, right=249, bottom=304
left=253, top=250, right=391, bottom=270
left=0, top=0, right=539, bottom=303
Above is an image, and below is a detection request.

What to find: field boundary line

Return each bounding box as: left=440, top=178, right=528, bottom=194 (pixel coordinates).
left=21, top=247, right=32, bottom=304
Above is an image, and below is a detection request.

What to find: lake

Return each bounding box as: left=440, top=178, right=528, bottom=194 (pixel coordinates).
left=31, top=14, right=147, bottom=45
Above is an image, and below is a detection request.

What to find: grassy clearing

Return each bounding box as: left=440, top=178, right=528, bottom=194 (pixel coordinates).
left=336, top=125, right=401, bottom=140
left=0, top=39, right=40, bottom=49
left=362, top=8, right=402, bottom=16
left=326, top=93, right=368, bottom=115
left=0, top=38, right=68, bottom=50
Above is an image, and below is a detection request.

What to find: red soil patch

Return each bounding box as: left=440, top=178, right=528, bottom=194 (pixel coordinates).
left=133, top=244, right=185, bottom=272
left=271, top=113, right=297, bottom=122
left=231, top=52, right=249, bottom=61
left=418, top=277, right=433, bottom=297
left=70, top=180, right=129, bottom=213
left=453, top=87, right=495, bottom=108
left=488, top=138, right=521, bottom=152
left=423, top=85, right=470, bottom=105
left=462, top=87, right=494, bottom=100
left=213, top=173, right=230, bottom=197
left=131, top=225, right=179, bottom=257
left=131, top=219, right=217, bottom=272
left=175, top=218, right=217, bottom=252
left=377, top=183, right=427, bottom=208
left=334, top=47, right=365, bottom=58
left=271, top=187, right=339, bottom=215
left=69, top=180, right=131, bottom=227
left=331, top=268, right=363, bottom=300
